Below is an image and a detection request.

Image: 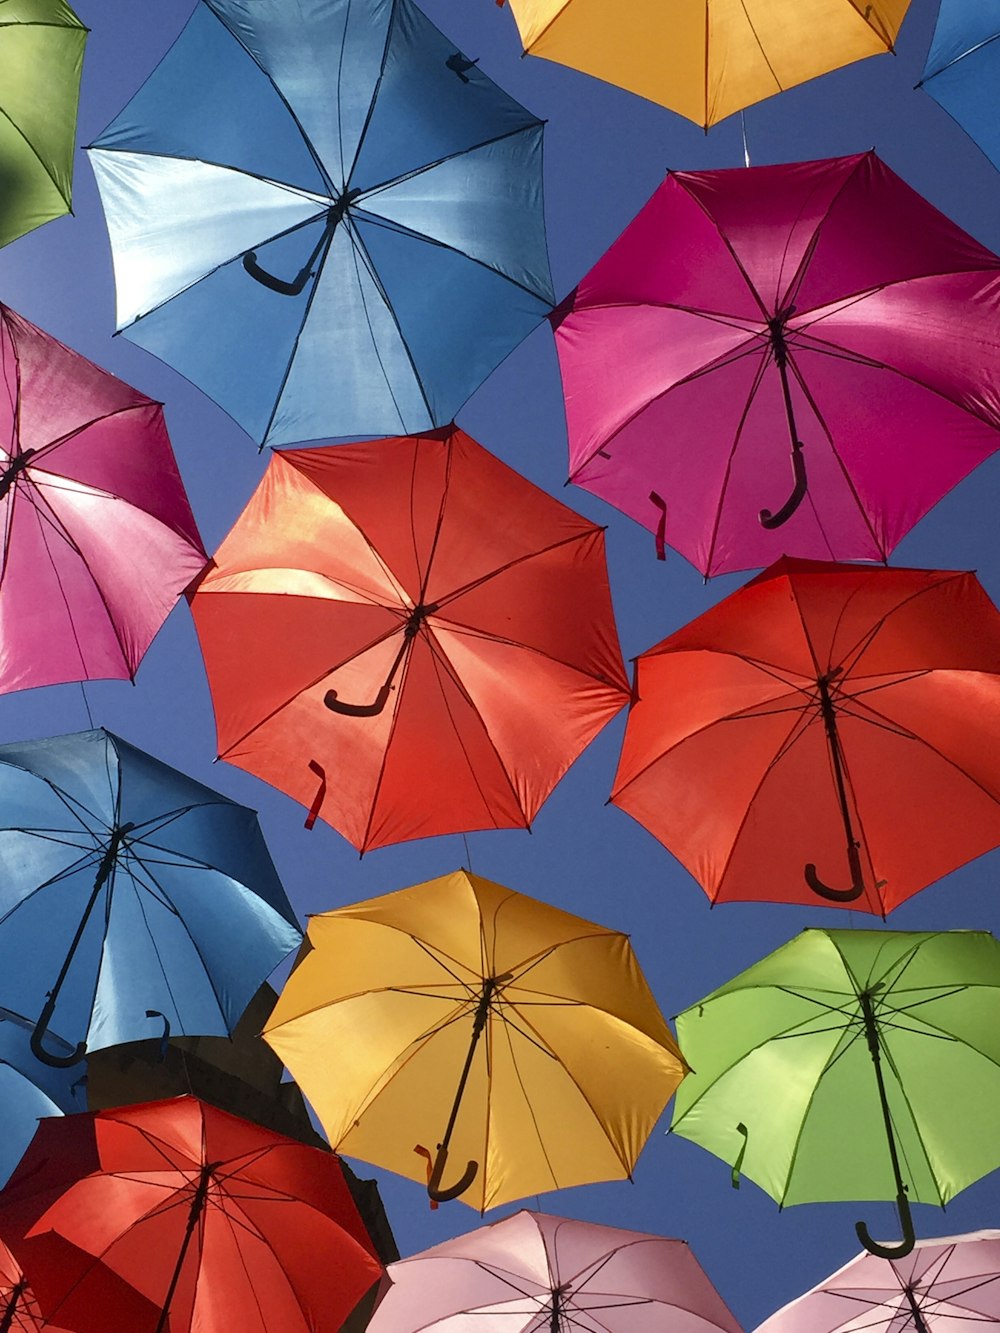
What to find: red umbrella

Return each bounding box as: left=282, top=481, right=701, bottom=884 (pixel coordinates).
left=188, top=426, right=630, bottom=851
left=0, top=303, right=206, bottom=693
left=611, top=558, right=1000, bottom=914
left=0, top=1097, right=384, bottom=1333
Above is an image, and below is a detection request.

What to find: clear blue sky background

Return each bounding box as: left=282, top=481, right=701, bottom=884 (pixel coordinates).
left=2, top=1, right=1000, bottom=1327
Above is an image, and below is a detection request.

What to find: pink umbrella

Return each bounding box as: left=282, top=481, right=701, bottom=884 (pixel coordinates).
left=368, top=1209, right=743, bottom=1332
left=0, top=303, right=206, bottom=691
left=552, top=152, right=1000, bottom=577
left=755, top=1230, right=1000, bottom=1332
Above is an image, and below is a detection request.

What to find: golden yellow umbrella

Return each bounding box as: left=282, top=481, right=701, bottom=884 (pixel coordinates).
left=501, top=0, right=911, bottom=128
left=263, top=870, right=686, bottom=1212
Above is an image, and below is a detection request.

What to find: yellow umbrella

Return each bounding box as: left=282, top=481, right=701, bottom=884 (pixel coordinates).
left=501, top=0, right=911, bottom=128
left=263, top=870, right=686, bottom=1212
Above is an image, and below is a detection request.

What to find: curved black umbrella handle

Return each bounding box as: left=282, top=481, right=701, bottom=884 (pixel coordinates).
left=426, top=1144, right=479, bottom=1203
left=805, top=840, right=865, bottom=902
left=324, top=681, right=393, bottom=718
left=30, top=993, right=86, bottom=1068
left=242, top=250, right=315, bottom=297
left=760, top=442, right=807, bottom=529
left=856, top=1189, right=916, bottom=1259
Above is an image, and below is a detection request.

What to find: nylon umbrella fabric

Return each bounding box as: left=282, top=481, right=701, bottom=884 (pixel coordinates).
left=0, top=727, right=302, bottom=1067
left=0, top=302, right=207, bottom=693
left=86, top=0, right=554, bottom=447
left=920, top=4, right=1000, bottom=177
left=671, top=929, right=1000, bottom=1259
left=0, top=1005, right=85, bottom=1189
left=263, top=870, right=688, bottom=1213
left=611, top=558, right=1000, bottom=915
left=368, top=1209, right=743, bottom=1332
left=188, top=427, right=630, bottom=852
left=500, top=0, right=909, bottom=129
left=0, top=1, right=86, bottom=250
left=0, top=1096, right=385, bottom=1333
left=756, top=1229, right=1000, bottom=1332
left=551, top=151, right=1000, bottom=576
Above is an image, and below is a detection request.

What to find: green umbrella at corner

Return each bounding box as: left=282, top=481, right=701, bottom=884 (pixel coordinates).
left=0, top=0, right=87, bottom=249
left=670, top=929, right=1000, bottom=1260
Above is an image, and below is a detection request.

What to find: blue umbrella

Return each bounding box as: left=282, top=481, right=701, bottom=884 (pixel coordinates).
left=919, top=2, right=1000, bottom=173
left=0, top=729, right=301, bottom=1068
left=87, top=0, right=554, bottom=446
left=0, top=1005, right=84, bottom=1186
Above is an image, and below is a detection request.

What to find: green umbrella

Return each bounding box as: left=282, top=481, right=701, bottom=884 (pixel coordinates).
left=671, top=929, right=1000, bottom=1260
left=0, top=0, right=87, bottom=249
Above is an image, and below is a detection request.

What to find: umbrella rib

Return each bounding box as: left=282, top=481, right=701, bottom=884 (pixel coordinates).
left=122, top=855, right=233, bottom=1030
left=208, top=1191, right=275, bottom=1333
left=675, top=176, right=772, bottom=321
left=432, top=528, right=597, bottom=609
left=17, top=476, right=135, bottom=673
left=21, top=402, right=161, bottom=462
left=568, top=335, right=764, bottom=483
left=780, top=155, right=868, bottom=312
left=0, top=105, right=72, bottom=207
left=833, top=572, right=969, bottom=680
left=784, top=349, right=885, bottom=558
left=703, top=346, right=772, bottom=573
left=415, top=426, right=450, bottom=604
left=342, top=0, right=395, bottom=189
left=507, top=1004, right=632, bottom=1178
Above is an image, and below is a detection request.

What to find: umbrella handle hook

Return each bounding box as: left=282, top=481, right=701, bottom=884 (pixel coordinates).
left=759, top=441, right=807, bottom=529
left=324, top=681, right=393, bottom=718
left=804, top=841, right=865, bottom=902
left=427, top=1144, right=479, bottom=1203
left=855, top=1189, right=916, bottom=1259
left=243, top=191, right=360, bottom=296
left=30, top=992, right=86, bottom=1068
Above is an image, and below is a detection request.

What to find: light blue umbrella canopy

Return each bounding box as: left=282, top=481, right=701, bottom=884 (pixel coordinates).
left=0, top=729, right=301, bottom=1069
left=920, top=2, right=1000, bottom=173
left=0, top=1004, right=84, bottom=1186
left=87, top=0, right=554, bottom=446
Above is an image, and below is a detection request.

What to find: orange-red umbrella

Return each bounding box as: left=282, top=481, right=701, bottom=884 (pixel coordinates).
left=0, top=1097, right=384, bottom=1333
left=611, top=558, right=1000, bottom=914
left=189, top=427, right=630, bottom=851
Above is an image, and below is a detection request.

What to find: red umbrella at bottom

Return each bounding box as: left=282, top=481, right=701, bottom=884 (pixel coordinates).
left=0, top=1239, right=44, bottom=1333
left=0, top=1097, right=384, bottom=1333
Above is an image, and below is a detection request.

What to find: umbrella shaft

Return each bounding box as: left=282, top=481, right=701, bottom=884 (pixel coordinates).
left=439, top=978, right=498, bottom=1153
left=904, top=1285, right=930, bottom=1333
left=859, top=992, right=909, bottom=1204
left=154, top=1163, right=214, bottom=1333
left=0, top=1279, right=26, bottom=1333
left=817, top=676, right=858, bottom=858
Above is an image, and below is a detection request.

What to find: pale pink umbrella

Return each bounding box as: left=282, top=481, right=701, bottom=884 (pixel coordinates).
left=756, top=1231, right=1000, bottom=1332
left=0, top=303, right=206, bottom=692
left=368, top=1209, right=743, bottom=1332
left=552, top=152, right=1000, bottom=577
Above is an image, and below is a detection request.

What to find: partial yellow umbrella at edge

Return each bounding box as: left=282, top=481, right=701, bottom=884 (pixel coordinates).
left=501, top=0, right=911, bottom=129
left=263, top=870, right=688, bottom=1213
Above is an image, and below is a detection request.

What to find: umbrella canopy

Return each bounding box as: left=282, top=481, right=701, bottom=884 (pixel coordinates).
left=671, top=928, right=1000, bottom=1260
left=188, top=427, right=630, bottom=851
left=0, top=1006, right=84, bottom=1189
left=500, top=0, right=909, bottom=128
left=0, top=728, right=301, bottom=1068
left=0, top=1096, right=385, bottom=1333
left=86, top=0, right=554, bottom=446
left=263, top=870, right=687, bottom=1212
left=0, top=303, right=206, bottom=692
left=0, top=1, right=86, bottom=250
left=368, top=1209, right=743, bottom=1332
left=756, top=1229, right=1000, bottom=1332
left=611, top=558, right=1000, bottom=914
left=551, top=151, right=1000, bottom=576
left=920, top=4, right=1000, bottom=176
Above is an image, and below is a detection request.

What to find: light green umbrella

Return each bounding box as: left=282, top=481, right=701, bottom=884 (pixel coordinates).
left=0, top=0, right=87, bottom=249
left=671, top=929, right=1000, bottom=1260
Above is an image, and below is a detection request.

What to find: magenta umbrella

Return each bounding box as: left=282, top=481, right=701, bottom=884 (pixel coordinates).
left=552, top=151, right=1000, bottom=577
left=755, top=1230, right=1000, bottom=1332
left=368, top=1209, right=743, bottom=1332
left=0, top=303, right=206, bottom=692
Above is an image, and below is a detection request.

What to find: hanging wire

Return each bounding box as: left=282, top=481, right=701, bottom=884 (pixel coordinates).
left=462, top=833, right=473, bottom=871
left=79, top=681, right=94, bottom=728
left=740, top=111, right=751, bottom=167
